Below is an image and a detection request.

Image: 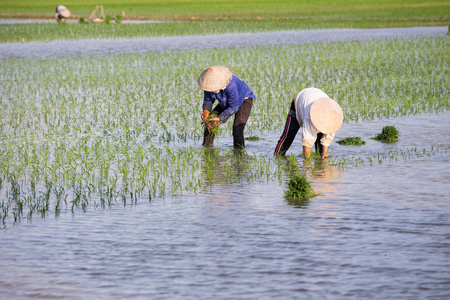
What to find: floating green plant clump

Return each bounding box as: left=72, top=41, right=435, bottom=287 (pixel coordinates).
left=245, top=136, right=262, bottom=141
left=372, top=125, right=399, bottom=143
left=337, top=137, right=366, bottom=145
left=284, top=175, right=318, bottom=199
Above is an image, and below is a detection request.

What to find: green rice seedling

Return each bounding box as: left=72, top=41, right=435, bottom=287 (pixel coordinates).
left=284, top=174, right=318, bottom=200
left=105, top=15, right=113, bottom=25
left=245, top=136, right=262, bottom=141
left=299, top=150, right=322, bottom=158
left=337, top=137, right=366, bottom=145
left=204, top=114, right=220, bottom=135
left=1, top=0, right=448, bottom=44
left=3, top=0, right=449, bottom=20
left=372, top=125, right=399, bottom=143
left=0, top=35, right=449, bottom=225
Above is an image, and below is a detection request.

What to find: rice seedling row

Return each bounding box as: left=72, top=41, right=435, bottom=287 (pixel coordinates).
left=0, top=36, right=448, bottom=225
left=3, top=19, right=449, bottom=44
left=2, top=0, right=448, bottom=22
left=1, top=142, right=447, bottom=225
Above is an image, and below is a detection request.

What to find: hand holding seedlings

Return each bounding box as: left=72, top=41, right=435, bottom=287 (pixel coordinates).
left=207, top=117, right=220, bottom=128
left=201, top=110, right=210, bottom=122
left=201, top=111, right=219, bottom=134
left=204, top=115, right=220, bottom=133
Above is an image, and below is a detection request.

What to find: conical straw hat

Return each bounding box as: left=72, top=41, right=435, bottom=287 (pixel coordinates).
left=198, top=66, right=232, bottom=92
left=60, top=9, right=71, bottom=18
left=310, top=98, right=344, bottom=134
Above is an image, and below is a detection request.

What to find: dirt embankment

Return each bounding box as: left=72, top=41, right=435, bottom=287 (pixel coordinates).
left=0, top=13, right=447, bottom=23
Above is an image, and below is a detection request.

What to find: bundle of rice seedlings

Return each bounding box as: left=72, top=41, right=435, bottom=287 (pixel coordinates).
left=284, top=175, right=318, bottom=199
left=204, top=114, right=220, bottom=134
left=337, top=136, right=366, bottom=145
left=372, top=125, right=399, bottom=142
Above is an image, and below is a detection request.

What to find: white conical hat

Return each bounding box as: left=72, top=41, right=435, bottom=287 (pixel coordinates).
left=310, top=98, right=344, bottom=134
left=198, top=66, right=232, bottom=92
left=60, top=9, right=71, bottom=18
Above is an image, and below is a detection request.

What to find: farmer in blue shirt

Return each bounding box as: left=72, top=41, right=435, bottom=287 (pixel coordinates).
left=199, top=65, right=256, bottom=148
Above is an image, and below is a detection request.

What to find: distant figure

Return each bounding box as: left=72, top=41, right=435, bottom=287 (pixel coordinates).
left=274, top=87, right=343, bottom=159
left=55, top=5, right=71, bottom=22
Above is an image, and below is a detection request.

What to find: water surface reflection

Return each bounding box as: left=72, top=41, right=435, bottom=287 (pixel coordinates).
left=1, top=26, right=446, bottom=59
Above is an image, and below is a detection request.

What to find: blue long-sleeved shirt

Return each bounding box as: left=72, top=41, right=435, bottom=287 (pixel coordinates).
left=202, top=75, right=256, bottom=123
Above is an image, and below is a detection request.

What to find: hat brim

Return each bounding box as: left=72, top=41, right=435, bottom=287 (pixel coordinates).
left=198, top=66, right=232, bottom=92
left=60, top=9, right=71, bottom=18
left=310, top=98, right=343, bottom=134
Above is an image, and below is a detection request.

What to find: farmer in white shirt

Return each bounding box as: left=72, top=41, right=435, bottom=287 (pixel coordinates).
left=274, top=87, right=343, bottom=159
left=55, top=5, right=70, bottom=22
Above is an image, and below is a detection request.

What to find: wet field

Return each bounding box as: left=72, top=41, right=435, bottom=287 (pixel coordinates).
left=0, top=26, right=447, bottom=59
left=1, top=111, right=449, bottom=299
left=0, top=27, right=449, bottom=299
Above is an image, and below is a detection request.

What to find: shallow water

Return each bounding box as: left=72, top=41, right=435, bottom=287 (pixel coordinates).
left=1, top=26, right=449, bottom=298
left=1, top=26, right=447, bottom=59
left=0, top=18, right=61, bottom=24
left=1, top=112, right=449, bottom=299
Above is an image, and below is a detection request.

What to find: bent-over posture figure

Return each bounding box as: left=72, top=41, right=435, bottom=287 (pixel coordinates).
left=274, top=87, right=343, bottom=158
left=198, top=65, right=256, bottom=149
left=55, top=5, right=70, bottom=22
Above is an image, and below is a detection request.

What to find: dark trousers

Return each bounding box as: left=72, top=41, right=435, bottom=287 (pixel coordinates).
left=274, top=100, right=323, bottom=156
left=203, top=98, right=253, bottom=148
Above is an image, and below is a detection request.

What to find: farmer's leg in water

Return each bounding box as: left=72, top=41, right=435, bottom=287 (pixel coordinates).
left=313, top=133, right=329, bottom=158
left=274, top=100, right=300, bottom=155
left=203, top=105, right=224, bottom=147
left=232, top=98, right=253, bottom=149
left=315, top=133, right=324, bottom=156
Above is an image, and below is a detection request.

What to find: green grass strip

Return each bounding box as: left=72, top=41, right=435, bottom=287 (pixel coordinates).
left=1, top=0, right=449, bottom=20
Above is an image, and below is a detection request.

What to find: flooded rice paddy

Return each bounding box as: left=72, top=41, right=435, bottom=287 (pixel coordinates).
left=0, top=112, right=450, bottom=299
left=1, top=112, right=449, bottom=299
left=0, top=26, right=447, bottom=59
left=0, top=27, right=449, bottom=299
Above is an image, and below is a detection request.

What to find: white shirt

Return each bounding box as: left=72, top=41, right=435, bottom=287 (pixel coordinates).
left=56, top=5, right=67, bottom=13
left=294, top=87, right=335, bottom=148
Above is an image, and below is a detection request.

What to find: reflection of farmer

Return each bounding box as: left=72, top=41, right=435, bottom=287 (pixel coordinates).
left=199, top=66, right=256, bottom=149
left=274, top=87, right=343, bottom=159
left=55, top=5, right=70, bottom=22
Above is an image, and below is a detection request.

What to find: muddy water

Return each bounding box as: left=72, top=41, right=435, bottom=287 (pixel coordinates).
left=1, top=26, right=447, bottom=59
left=1, top=111, right=449, bottom=299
